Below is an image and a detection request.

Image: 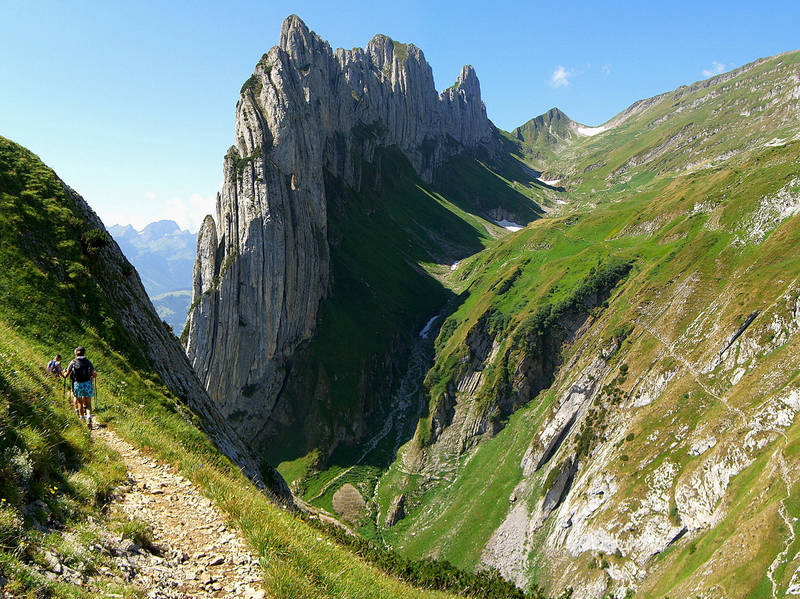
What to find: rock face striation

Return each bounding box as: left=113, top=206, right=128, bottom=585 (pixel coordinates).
left=185, top=15, right=497, bottom=448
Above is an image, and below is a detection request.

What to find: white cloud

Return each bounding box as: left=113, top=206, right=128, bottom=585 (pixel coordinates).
left=702, top=61, right=726, bottom=78
left=601, top=64, right=611, bottom=77
left=550, top=65, right=575, bottom=88
left=144, top=191, right=156, bottom=200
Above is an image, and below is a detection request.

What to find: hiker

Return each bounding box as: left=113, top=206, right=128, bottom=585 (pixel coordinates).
left=46, top=354, right=63, bottom=378
left=62, top=346, right=96, bottom=430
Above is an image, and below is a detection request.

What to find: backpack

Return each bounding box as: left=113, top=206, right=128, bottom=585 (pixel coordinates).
left=47, top=360, right=57, bottom=374
left=69, top=357, right=94, bottom=383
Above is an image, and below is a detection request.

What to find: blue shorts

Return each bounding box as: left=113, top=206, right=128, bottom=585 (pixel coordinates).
left=73, top=381, right=94, bottom=398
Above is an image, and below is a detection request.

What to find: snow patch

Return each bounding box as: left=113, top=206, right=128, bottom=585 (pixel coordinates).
left=419, top=315, right=439, bottom=339
left=493, top=219, right=524, bottom=232
left=450, top=261, right=459, bottom=271
left=575, top=124, right=611, bottom=137
left=539, top=178, right=561, bottom=186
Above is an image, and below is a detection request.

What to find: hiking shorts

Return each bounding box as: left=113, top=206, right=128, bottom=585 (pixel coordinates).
left=73, top=381, right=93, bottom=399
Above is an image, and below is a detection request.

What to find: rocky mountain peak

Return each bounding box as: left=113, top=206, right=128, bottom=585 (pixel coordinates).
left=543, top=106, right=570, bottom=123
left=454, top=64, right=480, bottom=97
left=140, top=219, right=181, bottom=239
left=279, top=14, right=329, bottom=64
left=365, top=33, right=394, bottom=58
left=366, top=34, right=423, bottom=66
left=185, top=15, right=499, bottom=453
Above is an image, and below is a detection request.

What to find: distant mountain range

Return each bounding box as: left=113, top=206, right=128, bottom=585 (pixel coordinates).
left=108, top=220, right=196, bottom=333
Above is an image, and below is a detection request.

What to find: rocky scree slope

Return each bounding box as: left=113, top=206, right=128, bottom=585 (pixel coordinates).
left=371, top=50, right=800, bottom=598
left=184, top=15, right=529, bottom=462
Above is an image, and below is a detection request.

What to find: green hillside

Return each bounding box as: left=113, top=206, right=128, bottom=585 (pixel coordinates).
left=5, top=42, right=799, bottom=599
left=0, top=135, right=555, bottom=599
left=312, top=50, right=800, bottom=598
left=510, top=107, right=581, bottom=172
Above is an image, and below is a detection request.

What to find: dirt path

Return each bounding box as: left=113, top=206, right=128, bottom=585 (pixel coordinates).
left=95, top=427, right=267, bottom=599
left=637, top=319, right=749, bottom=425
left=767, top=444, right=796, bottom=599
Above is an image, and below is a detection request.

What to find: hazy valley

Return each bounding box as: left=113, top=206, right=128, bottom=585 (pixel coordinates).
left=108, top=221, right=196, bottom=334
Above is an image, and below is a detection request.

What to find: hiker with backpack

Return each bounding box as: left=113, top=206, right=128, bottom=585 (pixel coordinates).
left=46, top=354, right=63, bottom=378
left=62, top=346, right=96, bottom=430
left=47, top=354, right=67, bottom=399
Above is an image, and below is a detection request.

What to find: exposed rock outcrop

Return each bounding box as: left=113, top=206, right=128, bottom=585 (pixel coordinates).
left=414, top=264, right=629, bottom=481
left=185, top=15, right=498, bottom=451
left=384, top=494, right=406, bottom=527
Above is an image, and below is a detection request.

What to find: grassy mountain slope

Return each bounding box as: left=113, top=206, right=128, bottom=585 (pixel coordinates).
left=333, top=50, right=800, bottom=598
left=511, top=108, right=581, bottom=173
left=530, top=51, right=800, bottom=189
left=434, top=145, right=549, bottom=222
left=0, top=135, right=534, bottom=599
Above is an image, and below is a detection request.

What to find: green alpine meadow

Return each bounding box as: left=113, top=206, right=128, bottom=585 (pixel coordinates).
left=2, top=8, right=800, bottom=599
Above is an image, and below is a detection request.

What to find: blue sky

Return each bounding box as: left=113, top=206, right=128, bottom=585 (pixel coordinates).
left=2, top=1, right=798, bottom=232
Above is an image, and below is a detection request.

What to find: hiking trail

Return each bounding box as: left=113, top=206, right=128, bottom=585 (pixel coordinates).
left=767, top=443, right=796, bottom=599
left=94, top=427, right=267, bottom=599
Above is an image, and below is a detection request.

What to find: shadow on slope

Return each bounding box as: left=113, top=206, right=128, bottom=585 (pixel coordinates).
left=268, top=144, right=544, bottom=485
left=435, top=138, right=547, bottom=225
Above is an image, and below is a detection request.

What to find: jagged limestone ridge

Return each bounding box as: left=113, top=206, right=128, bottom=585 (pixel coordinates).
left=185, top=15, right=497, bottom=448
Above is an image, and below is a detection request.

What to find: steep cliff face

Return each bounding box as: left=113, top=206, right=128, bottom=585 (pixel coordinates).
left=185, top=15, right=499, bottom=451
